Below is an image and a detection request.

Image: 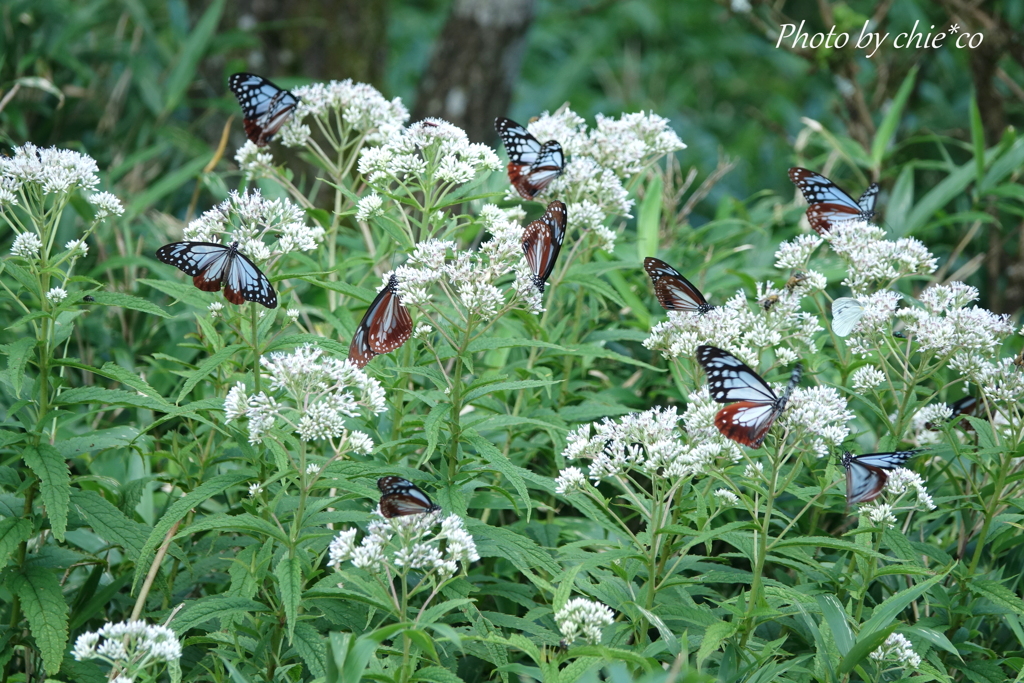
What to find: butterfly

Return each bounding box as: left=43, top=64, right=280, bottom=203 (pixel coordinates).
left=228, top=73, right=300, bottom=147
left=926, top=395, right=978, bottom=431
left=377, top=476, right=442, bottom=517
left=349, top=274, right=413, bottom=368
left=494, top=117, right=565, bottom=199
left=522, top=200, right=568, bottom=293
left=788, top=167, right=879, bottom=235
left=831, top=297, right=865, bottom=337
left=155, top=241, right=277, bottom=308
left=842, top=450, right=920, bottom=504
left=696, top=345, right=802, bottom=448
left=643, top=257, right=714, bottom=314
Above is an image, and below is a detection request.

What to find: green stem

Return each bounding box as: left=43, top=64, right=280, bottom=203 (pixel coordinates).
left=251, top=305, right=262, bottom=394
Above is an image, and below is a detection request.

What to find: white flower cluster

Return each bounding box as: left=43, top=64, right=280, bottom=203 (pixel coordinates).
left=510, top=108, right=683, bottom=252
left=558, top=406, right=731, bottom=485
left=0, top=142, right=100, bottom=200
left=72, top=619, right=182, bottom=674
left=779, top=386, right=854, bottom=458
left=951, top=355, right=1024, bottom=409
left=88, top=191, right=124, bottom=219
left=10, top=232, right=42, bottom=259
left=184, top=189, right=323, bottom=260
left=224, top=344, right=386, bottom=447
left=644, top=281, right=822, bottom=362
left=554, top=597, right=615, bottom=645
left=359, top=118, right=500, bottom=190
left=870, top=633, right=921, bottom=669
left=851, top=365, right=886, bottom=392
left=328, top=510, right=478, bottom=580
left=280, top=78, right=410, bottom=147
left=896, top=283, right=1013, bottom=357
left=394, top=205, right=537, bottom=318
left=859, top=467, right=935, bottom=527
left=826, top=221, right=937, bottom=295
left=680, top=387, right=744, bottom=460
left=234, top=140, right=275, bottom=179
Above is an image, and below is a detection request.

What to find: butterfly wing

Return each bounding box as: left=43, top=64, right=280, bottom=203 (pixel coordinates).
left=857, top=183, right=880, bottom=215
left=349, top=275, right=413, bottom=368
left=522, top=200, right=567, bottom=292
left=157, top=241, right=232, bottom=292
left=229, top=73, right=299, bottom=146
left=224, top=250, right=277, bottom=308
left=643, top=257, right=711, bottom=313
left=376, top=476, right=441, bottom=517
left=789, top=167, right=869, bottom=234
left=696, top=345, right=778, bottom=404
left=949, top=396, right=977, bottom=418
left=495, top=117, right=564, bottom=199
left=831, top=297, right=865, bottom=337
left=844, top=456, right=889, bottom=504
left=714, top=401, right=780, bottom=448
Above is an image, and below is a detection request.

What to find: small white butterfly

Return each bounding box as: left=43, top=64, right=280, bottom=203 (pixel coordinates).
left=832, top=297, right=865, bottom=337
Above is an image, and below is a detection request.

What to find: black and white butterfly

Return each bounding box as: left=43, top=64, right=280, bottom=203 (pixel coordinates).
left=377, top=476, right=442, bottom=518
left=349, top=274, right=413, bottom=368
left=155, top=241, right=277, bottom=308
left=643, top=257, right=714, bottom=314
left=788, top=167, right=879, bottom=235
left=522, top=200, right=567, bottom=293
left=228, top=73, right=299, bottom=147
left=696, top=345, right=802, bottom=449
left=495, top=117, right=565, bottom=199
left=842, top=450, right=921, bottom=504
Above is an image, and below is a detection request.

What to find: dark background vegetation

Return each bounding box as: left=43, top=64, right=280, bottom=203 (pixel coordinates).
left=3, top=0, right=1023, bottom=311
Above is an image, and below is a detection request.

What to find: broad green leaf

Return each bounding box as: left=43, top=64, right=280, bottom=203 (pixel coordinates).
left=11, top=569, right=68, bottom=675
left=54, top=426, right=139, bottom=458
left=464, top=378, right=558, bottom=403
left=465, top=430, right=532, bottom=520
left=886, top=164, right=915, bottom=231
left=161, top=0, right=225, bottom=115
left=275, top=555, right=303, bottom=640
left=904, top=161, right=975, bottom=235
left=414, top=665, right=466, bottom=683
left=0, top=517, right=33, bottom=571
left=57, top=387, right=170, bottom=412
left=901, top=625, right=961, bottom=659
left=176, top=344, right=245, bottom=403
left=70, top=489, right=150, bottom=561
left=89, top=291, right=171, bottom=318
left=292, top=621, right=327, bottom=679
left=816, top=594, right=854, bottom=656
left=1, top=337, right=37, bottom=397
left=636, top=174, right=663, bottom=261
left=981, top=138, right=1024, bottom=193
left=970, top=578, right=1024, bottom=617
left=871, top=65, right=918, bottom=170
left=127, top=155, right=212, bottom=218
left=697, top=620, right=736, bottom=667
left=182, top=512, right=290, bottom=544
left=553, top=565, right=583, bottom=612
left=22, top=444, right=69, bottom=541
left=172, top=597, right=270, bottom=634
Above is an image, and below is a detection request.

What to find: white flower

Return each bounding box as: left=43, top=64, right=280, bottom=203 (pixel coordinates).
left=355, top=192, right=384, bottom=221
left=248, top=482, right=264, bottom=497
left=208, top=301, right=224, bottom=318
left=555, top=466, right=589, bottom=494
left=65, top=239, right=89, bottom=258
left=851, top=365, right=885, bottom=391
left=286, top=308, right=300, bottom=322
left=870, top=633, right=921, bottom=669
left=327, top=528, right=359, bottom=567
left=283, top=79, right=409, bottom=146
left=87, top=191, right=124, bottom=219
left=46, top=287, right=68, bottom=304
left=774, top=235, right=824, bottom=270
left=714, top=489, right=739, bottom=506
left=72, top=619, right=182, bottom=669
left=827, top=221, right=937, bottom=294
left=10, top=232, right=42, bottom=258
left=183, top=190, right=320, bottom=258
left=1, top=142, right=100, bottom=195
left=743, top=462, right=764, bottom=480
left=861, top=501, right=897, bottom=528
left=555, top=597, right=615, bottom=645
left=224, top=382, right=248, bottom=421
left=234, top=140, right=274, bottom=179
left=305, top=463, right=321, bottom=475
left=779, top=386, right=854, bottom=450
left=585, top=111, right=685, bottom=177
left=883, top=467, right=936, bottom=510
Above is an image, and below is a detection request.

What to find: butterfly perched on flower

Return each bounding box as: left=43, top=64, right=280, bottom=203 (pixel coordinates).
left=643, top=257, right=714, bottom=314
left=788, top=167, right=879, bottom=235
left=349, top=274, right=413, bottom=368
left=377, top=476, right=441, bottom=517
left=831, top=297, right=865, bottom=337
left=522, top=200, right=567, bottom=293
left=494, top=117, right=565, bottom=199
left=155, top=241, right=277, bottom=308
left=696, top=345, right=802, bottom=448
left=842, top=450, right=921, bottom=504
left=228, top=73, right=299, bottom=147
left=925, top=395, right=978, bottom=431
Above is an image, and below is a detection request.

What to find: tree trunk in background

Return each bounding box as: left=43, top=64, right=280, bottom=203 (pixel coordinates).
left=412, top=0, right=535, bottom=143
left=232, top=0, right=388, bottom=87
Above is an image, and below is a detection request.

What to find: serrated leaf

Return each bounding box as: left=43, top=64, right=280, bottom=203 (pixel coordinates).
left=22, top=444, right=70, bottom=541
left=816, top=594, right=854, bottom=656
left=553, top=565, right=582, bottom=612
left=292, top=621, right=326, bottom=679
left=414, top=665, right=465, bottom=683
left=970, top=578, right=1024, bottom=616
left=0, top=517, right=33, bottom=571
left=11, top=569, right=68, bottom=675
left=54, top=426, right=139, bottom=458
left=57, top=386, right=170, bottom=412
left=276, top=555, right=302, bottom=640
left=70, top=490, right=150, bottom=561
left=176, top=344, right=245, bottom=403
left=172, top=597, right=270, bottom=634
left=697, top=620, right=736, bottom=666
left=464, top=430, right=532, bottom=521
left=1, top=337, right=37, bottom=396
left=88, top=291, right=170, bottom=318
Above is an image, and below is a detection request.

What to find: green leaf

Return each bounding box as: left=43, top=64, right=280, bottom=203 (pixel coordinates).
left=182, top=512, right=290, bottom=544
left=326, top=626, right=404, bottom=683
left=464, top=430, right=532, bottom=521
left=54, top=426, right=139, bottom=458
left=871, top=65, right=918, bottom=170
left=11, top=569, right=68, bottom=675
left=88, top=291, right=171, bottom=318
left=0, top=517, right=33, bottom=571
left=1, top=337, right=37, bottom=397
left=292, top=622, right=327, bottom=679
left=697, top=620, right=736, bottom=667
left=860, top=571, right=947, bottom=636
left=901, top=625, right=961, bottom=659
left=553, top=565, right=583, bottom=612
left=886, top=164, right=915, bottom=231
left=837, top=626, right=895, bottom=676
left=172, top=597, right=270, bottom=634
left=464, top=378, right=558, bottom=403
left=22, top=444, right=70, bottom=541
left=161, top=0, right=226, bottom=115
left=904, top=161, right=975, bottom=235
left=96, top=361, right=165, bottom=400
left=636, top=174, right=663, bottom=260
left=970, top=578, right=1024, bottom=617
left=127, top=155, right=212, bottom=218
left=423, top=403, right=450, bottom=464
left=969, top=91, right=986, bottom=188
left=981, top=138, right=1024, bottom=193
left=57, top=387, right=170, bottom=412
left=70, top=490, right=150, bottom=561
left=275, top=555, right=303, bottom=640
left=816, top=594, right=854, bottom=656
left=414, top=665, right=466, bottom=683
left=176, top=344, right=245, bottom=403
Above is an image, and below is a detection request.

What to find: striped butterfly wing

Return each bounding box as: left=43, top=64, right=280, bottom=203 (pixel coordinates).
left=789, top=167, right=878, bottom=235
left=155, top=241, right=277, bottom=308
left=522, top=200, right=567, bottom=293
left=229, top=73, right=299, bottom=146
left=643, top=257, right=713, bottom=314
left=831, top=297, right=865, bottom=337
left=377, top=476, right=441, bottom=517
left=950, top=395, right=978, bottom=419
left=349, top=274, right=413, bottom=368
left=842, top=450, right=920, bottom=504
left=495, top=117, right=565, bottom=199
left=696, top=345, right=802, bottom=448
